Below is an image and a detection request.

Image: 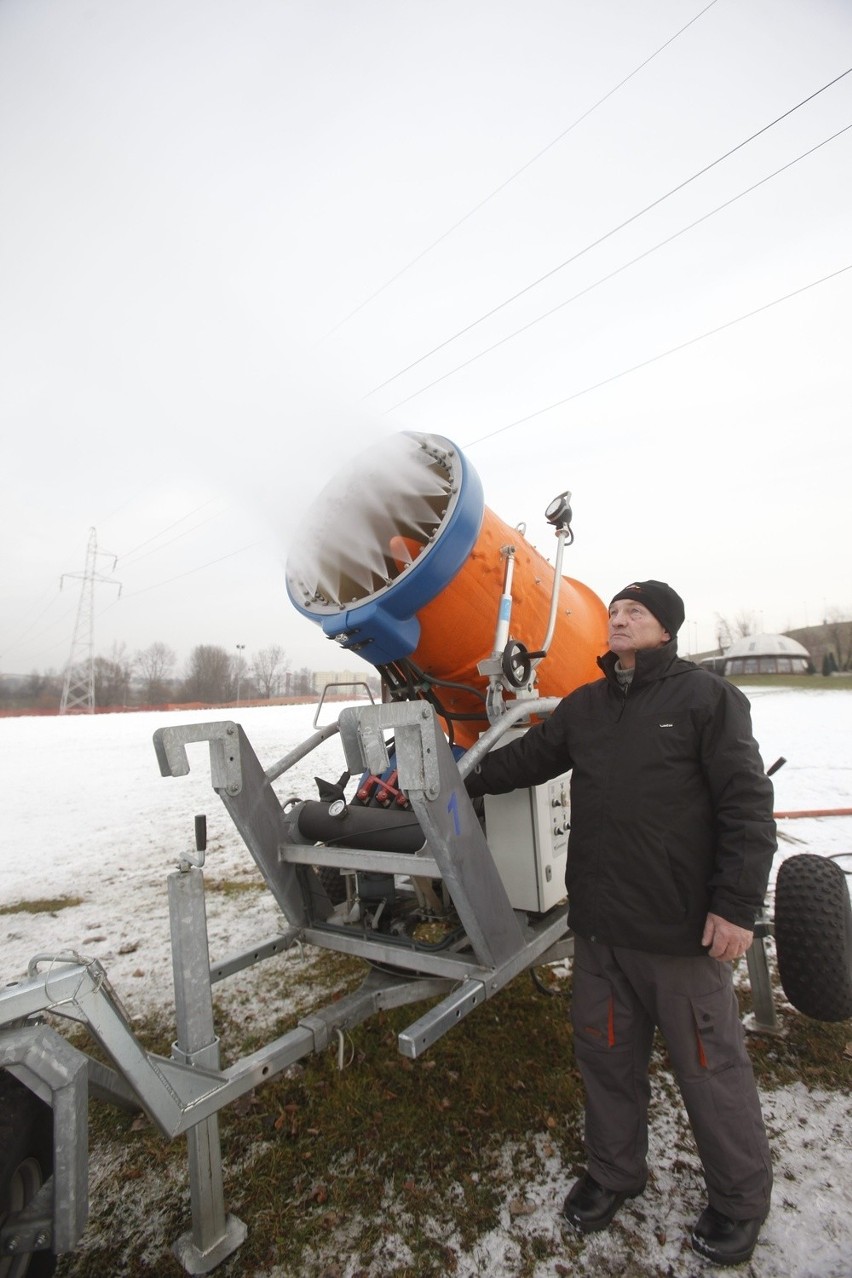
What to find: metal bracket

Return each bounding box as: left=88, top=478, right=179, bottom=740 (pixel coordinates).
left=338, top=701, right=528, bottom=970
left=0, top=1023, right=90, bottom=1257
left=339, top=703, right=441, bottom=799
left=153, top=723, right=243, bottom=796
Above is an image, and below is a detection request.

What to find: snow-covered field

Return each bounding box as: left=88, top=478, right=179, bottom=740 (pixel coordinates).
left=1, top=687, right=851, bottom=1277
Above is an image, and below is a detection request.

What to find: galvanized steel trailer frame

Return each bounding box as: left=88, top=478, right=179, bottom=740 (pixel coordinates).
left=0, top=699, right=778, bottom=1273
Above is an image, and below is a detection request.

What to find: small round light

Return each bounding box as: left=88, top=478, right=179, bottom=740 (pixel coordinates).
left=544, top=491, right=572, bottom=527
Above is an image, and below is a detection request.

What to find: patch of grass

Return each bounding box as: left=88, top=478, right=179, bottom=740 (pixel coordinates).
left=48, top=951, right=852, bottom=1278
left=734, top=952, right=852, bottom=1092
left=217, top=971, right=582, bottom=1272
left=747, top=1004, right=852, bottom=1091
left=204, top=877, right=265, bottom=897
left=53, top=959, right=584, bottom=1277
left=210, top=969, right=585, bottom=1278
left=0, top=896, right=83, bottom=915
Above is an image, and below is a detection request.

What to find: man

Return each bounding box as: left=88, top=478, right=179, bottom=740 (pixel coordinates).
left=466, top=580, right=775, bottom=1267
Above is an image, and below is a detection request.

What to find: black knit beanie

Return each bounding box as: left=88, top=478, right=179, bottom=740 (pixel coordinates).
left=609, top=580, right=685, bottom=638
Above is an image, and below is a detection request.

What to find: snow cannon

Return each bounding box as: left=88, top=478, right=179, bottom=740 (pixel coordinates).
left=286, top=431, right=608, bottom=747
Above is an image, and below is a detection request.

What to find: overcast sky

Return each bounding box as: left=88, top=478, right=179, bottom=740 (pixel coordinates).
left=2, top=0, right=850, bottom=680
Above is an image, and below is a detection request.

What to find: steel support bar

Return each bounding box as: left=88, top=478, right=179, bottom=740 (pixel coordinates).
left=300, top=925, right=487, bottom=981
left=397, top=979, right=487, bottom=1058
left=744, top=934, right=782, bottom=1035
left=2, top=962, right=92, bottom=1021
left=295, top=967, right=453, bottom=1052
left=534, top=933, right=575, bottom=968
left=86, top=1057, right=140, bottom=1111
left=169, top=867, right=246, bottom=1274
left=281, top=844, right=441, bottom=879
left=263, top=721, right=341, bottom=783
left=209, top=929, right=303, bottom=984
left=0, top=962, right=433, bottom=1138
left=3, top=960, right=209, bottom=1137
left=398, top=906, right=571, bottom=1057
left=457, top=697, right=561, bottom=775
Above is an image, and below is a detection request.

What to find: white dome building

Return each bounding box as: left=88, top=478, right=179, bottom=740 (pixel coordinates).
left=721, top=633, right=811, bottom=676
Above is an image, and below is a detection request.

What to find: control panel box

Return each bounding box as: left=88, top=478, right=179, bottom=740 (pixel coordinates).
left=483, top=771, right=571, bottom=914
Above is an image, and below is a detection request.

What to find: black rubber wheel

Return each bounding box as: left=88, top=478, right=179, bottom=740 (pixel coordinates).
left=0, top=1071, right=57, bottom=1277
left=774, top=853, right=852, bottom=1022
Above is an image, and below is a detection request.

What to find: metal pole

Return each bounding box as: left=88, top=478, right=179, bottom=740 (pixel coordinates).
left=235, top=644, right=245, bottom=705
left=743, top=914, right=781, bottom=1036
left=168, top=868, right=246, bottom=1274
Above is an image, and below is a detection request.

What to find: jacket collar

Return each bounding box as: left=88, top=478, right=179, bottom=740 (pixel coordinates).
left=598, top=638, right=680, bottom=688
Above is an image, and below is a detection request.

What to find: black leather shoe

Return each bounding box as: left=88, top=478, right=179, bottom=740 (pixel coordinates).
left=561, top=1171, right=646, bottom=1234
left=691, top=1205, right=766, bottom=1266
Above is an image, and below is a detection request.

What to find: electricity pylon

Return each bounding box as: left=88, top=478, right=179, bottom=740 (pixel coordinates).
left=59, top=528, right=122, bottom=714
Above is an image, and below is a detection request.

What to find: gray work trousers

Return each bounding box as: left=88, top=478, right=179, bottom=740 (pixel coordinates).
left=571, top=936, right=772, bottom=1220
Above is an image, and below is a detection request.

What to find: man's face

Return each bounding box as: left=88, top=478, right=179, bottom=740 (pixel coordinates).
left=608, top=599, right=670, bottom=666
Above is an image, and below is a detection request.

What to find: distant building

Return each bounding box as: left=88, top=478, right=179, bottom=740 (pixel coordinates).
left=696, top=653, right=727, bottom=674
left=784, top=620, right=852, bottom=674
left=703, top=633, right=812, bottom=676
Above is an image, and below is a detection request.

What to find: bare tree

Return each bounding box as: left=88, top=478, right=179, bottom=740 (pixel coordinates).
left=824, top=608, right=852, bottom=671
left=22, top=669, right=62, bottom=710
left=182, top=645, right=233, bottom=704
left=714, top=614, right=733, bottom=653
left=734, top=611, right=758, bottom=639
left=136, top=641, right=177, bottom=704
left=714, top=611, right=759, bottom=651
left=0, top=670, right=61, bottom=711
left=93, top=642, right=133, bottom=708
left=291, top=666, right=314, bottom=696
left=252, top=644, right=288, bottom=698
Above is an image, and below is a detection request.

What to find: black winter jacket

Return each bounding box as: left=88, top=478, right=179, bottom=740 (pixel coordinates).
left=467, top=642, right=776, bottom=955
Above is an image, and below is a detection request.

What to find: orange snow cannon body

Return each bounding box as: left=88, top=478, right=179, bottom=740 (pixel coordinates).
left=285, top=431, right=608, bottom=748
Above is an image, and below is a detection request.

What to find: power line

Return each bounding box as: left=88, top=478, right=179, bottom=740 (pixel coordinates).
left=0, top=587, right=64, bottom=662
left=96, top=540, right=264, bottom=611
left=126, top=542, right=263, bottom=596
left=324, top=0, right=721, bottom=336
left=461, top=262, right=852, bottom=449
left=3, top=510, right=224, bottom=659
left=118, top=502, right=230, bottom=568
left=0, top=536, right=264, bottom=680
left=365, top=66, right=852, bottom=400
left=99, top=479, right=163, bottom=523
left=3, top=605, right=77, bottom=664
left=116, top=497, right=223, bottom=566
left=5, top=532, right=257, bottom=663
left=384, top=121, right=852, bottom=412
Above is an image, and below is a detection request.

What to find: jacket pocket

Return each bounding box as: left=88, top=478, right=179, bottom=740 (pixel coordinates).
left=614, top=837, right=689, bottom=925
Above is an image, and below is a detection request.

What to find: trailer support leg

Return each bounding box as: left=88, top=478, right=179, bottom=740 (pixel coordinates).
left=744, top=921, right=781, bottom=1036
left=168, top=868, right=247, bottom=1274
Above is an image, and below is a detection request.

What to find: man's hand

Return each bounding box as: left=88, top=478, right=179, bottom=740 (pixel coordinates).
left=702, top=913, right=754, bottom=962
